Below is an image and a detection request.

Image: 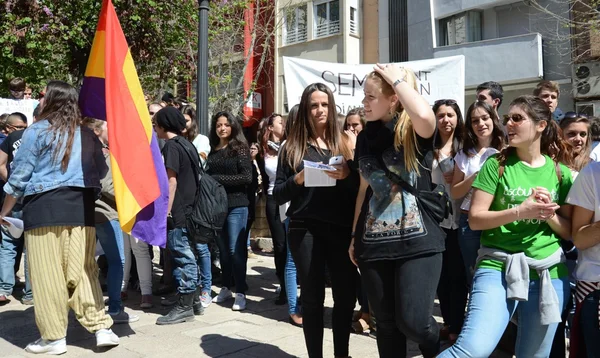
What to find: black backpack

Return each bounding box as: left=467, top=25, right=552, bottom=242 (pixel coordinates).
left=173, top=137, right=228, bottom=244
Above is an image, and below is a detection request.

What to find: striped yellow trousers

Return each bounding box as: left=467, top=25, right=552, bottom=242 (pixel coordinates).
left=25, top=226, right=113, bottom=340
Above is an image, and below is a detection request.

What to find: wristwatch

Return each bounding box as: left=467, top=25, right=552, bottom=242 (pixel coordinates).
left=393, top=78, right=406, bottom=88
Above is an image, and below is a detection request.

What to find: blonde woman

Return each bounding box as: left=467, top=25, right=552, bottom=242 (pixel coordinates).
left=349, top=65, right=441, bottom=357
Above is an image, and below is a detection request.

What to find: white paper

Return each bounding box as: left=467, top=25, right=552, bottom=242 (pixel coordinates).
left=3, top=217, right=24, bottom=238
left=304, top=160, right=337, bottom=187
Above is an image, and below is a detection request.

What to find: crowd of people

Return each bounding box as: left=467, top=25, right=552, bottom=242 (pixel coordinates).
left=0, top=69, right=599, bottom=358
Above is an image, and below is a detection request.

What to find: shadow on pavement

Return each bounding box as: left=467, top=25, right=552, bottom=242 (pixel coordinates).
left=200, top=333, right=298, bottom=357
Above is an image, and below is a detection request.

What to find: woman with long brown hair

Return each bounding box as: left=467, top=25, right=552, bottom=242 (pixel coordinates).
left=274, top=83, right=358, bottom=358
left=0, top=81, right=118, bottom=354
left=560, top=113, right=591, bottom=175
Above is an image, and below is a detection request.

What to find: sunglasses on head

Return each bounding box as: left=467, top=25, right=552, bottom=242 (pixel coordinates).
left=563, top=111, right=588, bottom=120
left=502, top=114, right=528, bottom=126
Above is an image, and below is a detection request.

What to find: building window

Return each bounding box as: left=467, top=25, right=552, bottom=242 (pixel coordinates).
left=350, top=6, right=359, bottom=36
left=283, top=4, right=307, bottom=45
left=314, top=0, right=340, bottom=38
left=439, top=11, right=482, bottom=46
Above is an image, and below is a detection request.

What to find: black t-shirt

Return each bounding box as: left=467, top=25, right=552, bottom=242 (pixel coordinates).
left=162, top=137, right=198, bottom=228
left=0, top=129, right=24, bottom=177
left=23, top=187, right=96, bottom=230
left=354, top=119, right=445, bottom=261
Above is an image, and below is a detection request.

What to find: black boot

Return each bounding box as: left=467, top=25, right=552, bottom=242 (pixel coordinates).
left=193, top=288, right=204, bottom=316
left=155, top=293, right=194, bottom=325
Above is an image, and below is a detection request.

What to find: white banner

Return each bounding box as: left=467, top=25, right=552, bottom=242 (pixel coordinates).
left=283, top=55, right=465, bottom=116
left=0, top=98, right=38, bottom=125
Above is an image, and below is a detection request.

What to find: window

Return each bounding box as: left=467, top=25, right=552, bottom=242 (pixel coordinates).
left=439, top=11, right=482, bottom=46
left=314, top=0, right=340, bottom=38
left=350, top=7, right=359, bottom=36
left=283, top=4, right=307, bottom=45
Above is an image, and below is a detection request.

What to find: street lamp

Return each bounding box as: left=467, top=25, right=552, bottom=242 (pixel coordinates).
left=197, top=0, right=210, bottom=135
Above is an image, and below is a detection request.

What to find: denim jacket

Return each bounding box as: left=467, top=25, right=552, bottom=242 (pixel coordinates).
left=4, top=120, right=108, bottom=198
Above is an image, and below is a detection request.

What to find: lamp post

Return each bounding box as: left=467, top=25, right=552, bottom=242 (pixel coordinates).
left=197, top=0, right=210, bottom=135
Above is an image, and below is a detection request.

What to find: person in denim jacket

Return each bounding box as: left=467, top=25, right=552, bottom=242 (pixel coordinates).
left=0, top=81, right=118, bottom=355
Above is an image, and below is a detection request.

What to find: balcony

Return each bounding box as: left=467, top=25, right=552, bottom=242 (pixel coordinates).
left=433, top=33, right=543, bottom=87
left=315, top=20, right=340, bottom=38
left=432, top=0, right=516, bottom=19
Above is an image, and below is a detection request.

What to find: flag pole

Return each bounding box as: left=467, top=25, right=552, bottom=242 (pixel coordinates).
left=197, top=0, right=210, bottom=136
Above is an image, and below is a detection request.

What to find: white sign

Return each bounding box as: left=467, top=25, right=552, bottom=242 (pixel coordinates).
left=246, top=92, right=262, bottom=110
left=283, top=56, right=465, bottom=115
left=0, top=98, right=38, bottom=125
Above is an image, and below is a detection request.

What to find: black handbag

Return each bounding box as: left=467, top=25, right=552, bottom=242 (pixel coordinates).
left=384, top=170, right=451, bottom=224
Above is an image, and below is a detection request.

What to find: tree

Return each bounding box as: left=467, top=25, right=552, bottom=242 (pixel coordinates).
left=528, top=0, right=600, bottom=63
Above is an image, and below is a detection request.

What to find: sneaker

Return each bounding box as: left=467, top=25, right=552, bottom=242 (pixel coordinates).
left=0, top=294, right=10, bottom=305
left=25, top=338, right=67, bottom=355
left=212, top=287, right=233, bottom=303
left=140, top=295, right=153, bottom=309
left=247, top=248, right=257, bottom=259
left=200, top=291, right=212, bottom=308
left=232, top=293, right=247, bottom=311
left=21, top=297, right=34, bottom=306
left=95, top=329, right=119, bottom=347
left=109, top=310, right=140, bottom=324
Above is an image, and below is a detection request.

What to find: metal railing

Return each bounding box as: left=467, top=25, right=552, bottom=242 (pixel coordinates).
left=315, top=20, right=340, bottom=38
left=284, top=27, right=307, bottom=45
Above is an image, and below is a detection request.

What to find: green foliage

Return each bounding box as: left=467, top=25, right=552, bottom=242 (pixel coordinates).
left=0, top=0, right=274, bottom=109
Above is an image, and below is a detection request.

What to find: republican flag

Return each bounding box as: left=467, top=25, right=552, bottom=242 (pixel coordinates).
left=79, top=0, right=168, bottom=247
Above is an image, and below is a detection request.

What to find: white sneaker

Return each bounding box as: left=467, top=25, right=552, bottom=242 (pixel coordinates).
left=25, top=338, right=67, bottom=355
left=212, top=287, right=233, bottom=303
left=232, top=293, right=247, bottom=311
left=95, top=329, right=119, bottom=347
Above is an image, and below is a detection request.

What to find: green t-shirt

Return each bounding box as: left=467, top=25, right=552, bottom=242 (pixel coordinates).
left=472, top=154, right=573, bottom=279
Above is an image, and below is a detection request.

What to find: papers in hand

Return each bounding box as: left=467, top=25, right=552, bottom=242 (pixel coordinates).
left=3, top=217, right=24, bottom=238
left=304, top=160, right=337, bottom=187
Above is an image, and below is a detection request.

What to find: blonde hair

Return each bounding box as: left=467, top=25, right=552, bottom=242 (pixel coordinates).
left=366, top=69, right=421, bottom=174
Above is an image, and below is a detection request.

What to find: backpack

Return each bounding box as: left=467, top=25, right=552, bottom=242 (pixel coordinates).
left=173, top=137, right=228, bottom=244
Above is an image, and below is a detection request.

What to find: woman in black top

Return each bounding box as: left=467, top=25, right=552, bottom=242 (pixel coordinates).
left=350, top=65, right=442, bottom=358
left=206, top=112, right=253, bottom=311
left=274, top=83, right=358, bottom=358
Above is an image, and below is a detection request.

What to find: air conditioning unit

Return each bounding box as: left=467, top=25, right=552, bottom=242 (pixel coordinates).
left=572, top=62, right=600, bottom=98
left=575, top=101, right=600, bottom=117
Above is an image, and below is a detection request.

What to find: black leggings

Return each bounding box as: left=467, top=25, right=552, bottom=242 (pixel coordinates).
left=359, top=253, right=442, bottom=358
left=265, top=195, right=287, bottom=288
left=288, top=218, right=357, bottom=358
left=437, top=228, right=468, bottom=335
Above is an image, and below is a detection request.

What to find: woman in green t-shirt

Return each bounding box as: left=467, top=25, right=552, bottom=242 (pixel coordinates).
left=438, top=95, right=574, bottom=358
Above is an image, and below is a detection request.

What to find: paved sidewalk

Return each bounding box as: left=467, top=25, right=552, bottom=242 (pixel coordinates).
left=0, top=251, right=511, bottom=357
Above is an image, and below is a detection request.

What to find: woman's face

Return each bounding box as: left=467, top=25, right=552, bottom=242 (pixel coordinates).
left=215, top=116, right=232, bottom=141
left=470, top=107, right=494, bottom=141
left=184, top=114, right=193, bottom=130
left=309, top=91, right=329, bottom=128
left=505, top=105, right=544, bottom=148
left=436, top=105, right=458, bottom=136
left=250, top=144, right=258, bottom=159
left=362, top=79, right=396, bottom=121
left=562, top=122, right=588, bottom=154
left=345, top=114, right=363, bottom=134
left=269, top=116, right=285, bottom=139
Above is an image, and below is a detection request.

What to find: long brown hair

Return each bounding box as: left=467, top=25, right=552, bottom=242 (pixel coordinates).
left=181, top=105, right=199, bottom=142
left=366, top=70, right=423, bottom=173
left=38, top=81, right=81, bottom=172
left=560, top=115, right=591, bottom=172
left=462, top=101, right=506, bottom=156
left=259, top=113, right=285, bottom=156
left=283, top=83, right=352, bottom=171
left=496, top=95, right=573, bottom=167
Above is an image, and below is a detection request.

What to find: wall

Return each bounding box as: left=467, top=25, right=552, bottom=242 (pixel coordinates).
left=407, top=0, right=434, bottom=60
left=363, top=0, right=380, bottom=63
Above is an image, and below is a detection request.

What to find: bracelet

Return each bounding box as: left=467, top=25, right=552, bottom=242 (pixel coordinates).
left=393, top=78, right=406, bottom=88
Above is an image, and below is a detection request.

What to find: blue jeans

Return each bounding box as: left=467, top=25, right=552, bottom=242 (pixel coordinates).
left=216, top=206, right=248, bottom=294
left=195, top=242, right=212, bottom=295
left=96, top=220, right=125, bottom=313
left=438, top=268, right=569, bottom=358
left=283, top=218, right=299, bottom=315
left=458, top=213, right=482, bottom=285
left=0, top=224, right=32, bottom=300
left=580, top=290, right=600, bottom=357
left=167, top=228, right=204, bottom=295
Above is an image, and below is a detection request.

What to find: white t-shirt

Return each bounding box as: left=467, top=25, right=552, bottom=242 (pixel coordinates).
left=454, top=147, right=499, bottom=211
left=432, top=152, right=461, bottom=230
left=566, top=161, right=600, bottom=282
left=264, top=155, right=278, bottom=195
left=192, top=134, right=211, bottom=168
left=590, top=142, right=600, bottom=162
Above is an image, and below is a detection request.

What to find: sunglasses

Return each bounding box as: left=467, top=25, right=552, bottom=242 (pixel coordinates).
left=502, top=114, right=528, bottom=126
left=7, top=124, right=27, bottom=130
left=563, top=111, right=588, bottom=120
left=434, top=99, right=457, bottom=106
